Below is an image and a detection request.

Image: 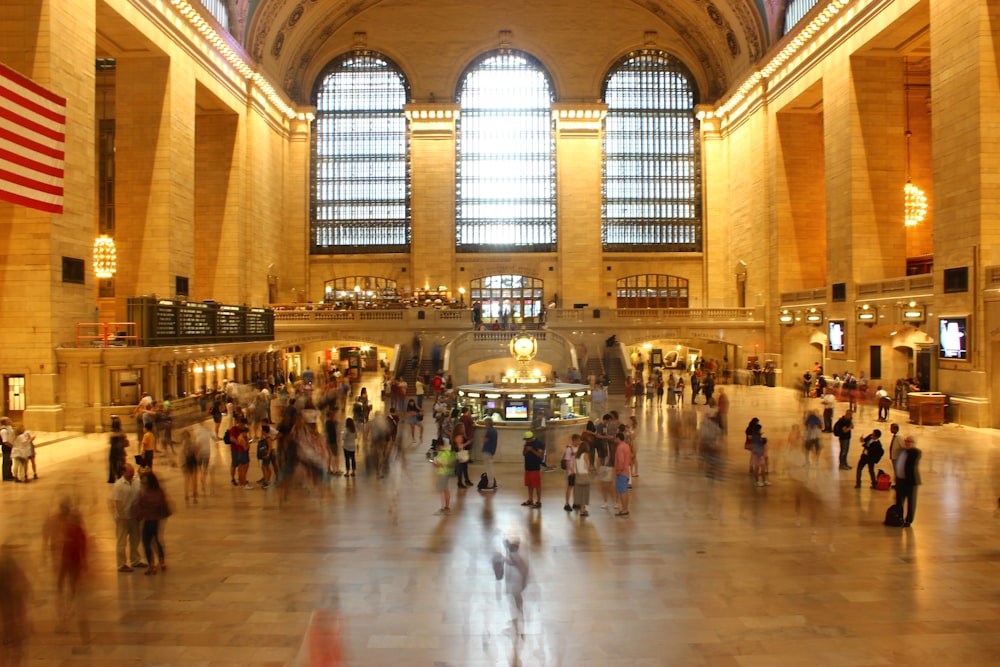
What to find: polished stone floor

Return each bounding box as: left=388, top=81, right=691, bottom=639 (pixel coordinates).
left=2, top=383, right=1000, bottom=666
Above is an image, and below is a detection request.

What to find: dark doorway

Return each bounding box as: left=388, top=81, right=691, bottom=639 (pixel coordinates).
left=869, top=345, right=881, bottom=379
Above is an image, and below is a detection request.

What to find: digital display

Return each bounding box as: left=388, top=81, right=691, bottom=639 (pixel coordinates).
left=828, top=320, right=845, bottom=353
left=939, top=317, right=968, bottom=360
left=504, top=401, right=529, bottom=420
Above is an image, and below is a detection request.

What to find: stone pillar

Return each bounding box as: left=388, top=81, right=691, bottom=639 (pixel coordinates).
left=406, top=104, right=459, bottom=295
left=553, top=103, right=606, bottom=309
left=0, top=0, right=98, bottom=430
left=194, top=112, right=241, bottom=303
left=115, top=55, right=196, bottom=312
left=930, top=0, right=1000, bottom=399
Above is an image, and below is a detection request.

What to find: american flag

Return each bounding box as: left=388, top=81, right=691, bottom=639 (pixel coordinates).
left=0, top=62, right=66, bottom=214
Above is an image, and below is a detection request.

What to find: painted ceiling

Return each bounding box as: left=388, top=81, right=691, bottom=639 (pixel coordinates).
left=228, top=1, right=795, bottom=104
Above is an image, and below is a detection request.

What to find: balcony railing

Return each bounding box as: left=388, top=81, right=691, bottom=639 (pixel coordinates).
left=273, top=305, right=762, bottom=327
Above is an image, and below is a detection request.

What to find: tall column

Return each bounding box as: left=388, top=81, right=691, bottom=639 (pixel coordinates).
left=406, top=104, right=459, bottom=295
left=553, top=104, right=606, bottom=309
left=194, top=111, right=241, bottom=303
left=115, top=55, right=196, bottom=313
left=279, top=115, right=310, bottom=302
left=930, top=0, right=1000, bottom=398
left=0, top=0, right=97, bottom=430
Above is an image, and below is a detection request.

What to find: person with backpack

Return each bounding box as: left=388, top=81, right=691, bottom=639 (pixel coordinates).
left=832, top=409, right=854, bottom=470
left=855, top=429, right=884, bottom=489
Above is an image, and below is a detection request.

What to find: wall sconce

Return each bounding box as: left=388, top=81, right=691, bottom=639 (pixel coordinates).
left=778, top=309, right=794, bottom=325
left=193, top=366, right=204, bottom=374
left=857, top=304, right=877, bottom=324
left=902, top=301, right=925, bottom=323
left=804, top=308, right=823, bottom=324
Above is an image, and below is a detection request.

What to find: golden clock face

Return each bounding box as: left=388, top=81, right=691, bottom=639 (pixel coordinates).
left=512, top=336, right=535, bottom=358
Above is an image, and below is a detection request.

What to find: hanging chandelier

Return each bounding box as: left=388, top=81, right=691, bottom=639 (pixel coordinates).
left=902, top=59, right=927, bottom=228
left=93, top=234, right=118, bottom=278
left=904, top=180, right=927, bottom=227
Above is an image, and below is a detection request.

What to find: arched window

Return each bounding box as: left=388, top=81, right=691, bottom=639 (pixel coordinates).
left=456, top=51, right=556, bottom=252
left=617, top=274, right=689, bottom=309
left=602, top=50, right=701, bottom=252
left=469, top=274, right=545, bottom=326
left=311, top=52, right=411, bottom=254
left=782, top=0, right=821, bottom=35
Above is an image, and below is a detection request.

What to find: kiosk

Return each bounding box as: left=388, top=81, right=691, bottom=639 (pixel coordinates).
left=457, top=333, right=592, bottom=464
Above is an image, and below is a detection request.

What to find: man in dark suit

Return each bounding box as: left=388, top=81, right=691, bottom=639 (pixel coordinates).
left=893, top=436, right=922, bottom=527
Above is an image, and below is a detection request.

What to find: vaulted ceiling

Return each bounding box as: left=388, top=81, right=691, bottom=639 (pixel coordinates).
left=230, top=0, right=791, bottom=105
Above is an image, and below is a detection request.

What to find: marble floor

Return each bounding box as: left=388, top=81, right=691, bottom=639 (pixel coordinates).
left=2, top=384, right=1000, bottom=666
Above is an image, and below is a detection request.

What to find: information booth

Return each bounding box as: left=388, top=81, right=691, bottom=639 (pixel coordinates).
left=457, top=382, right=592, bottom=464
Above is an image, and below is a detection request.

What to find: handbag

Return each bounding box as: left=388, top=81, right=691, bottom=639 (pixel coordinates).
left=456, top=449, right=470, bottom=463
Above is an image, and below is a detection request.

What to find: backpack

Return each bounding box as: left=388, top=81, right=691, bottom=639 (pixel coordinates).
left=875, top=470, right=891, bottom=491
left=477, top=472, right=490, bottom=490
left=256, top=439, right=269, bottom=460
left=884, top=504, right=905, bottom=527
left=223, top=429, right=231, bottom=445
left=865, top=437, right=884, bottom=463
left=833, top=419, right=846, bottom=438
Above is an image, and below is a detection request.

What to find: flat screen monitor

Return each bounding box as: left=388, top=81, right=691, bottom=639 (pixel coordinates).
left=939, top=317, right=968, bottom=360
left=504, top=401, right=529, bottom=421
left=828, top=320, right=845, bottom=353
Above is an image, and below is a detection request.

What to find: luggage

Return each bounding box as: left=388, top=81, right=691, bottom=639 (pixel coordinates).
left=884, top=504, right=905, bottom=527
left=875, top=470, right=891, bottom=491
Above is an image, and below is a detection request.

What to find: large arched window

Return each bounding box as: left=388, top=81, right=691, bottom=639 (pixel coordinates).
left=602, top=50, right=701, bottom=252
left=782, top=0, right=821, bottom=34
left=311, top=52, right=411, bottom=254
left=456, top=51, right=556, bottom=253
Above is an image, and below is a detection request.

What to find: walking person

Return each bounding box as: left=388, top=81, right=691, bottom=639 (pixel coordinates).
left=893, top=436, right=922, bottom=527
left=137, top=471, right=171, bottom=574
left=574, top=439, right=593, bottom=516
left=521, top=431, right=544, bottom=508
left=111, top=463, right=144, bottom=572
left=10, top=427, right=32, bottom=483
left=431, top=438, right=456, bottom=515
left=614, top=430, right=633, bottom=516
left=562, top=434, right=580, bottom=512
left=833, top=409, right=854, bottom=470
left=341, top=417, right=358, bottom=477
left=0, top=416, right=14, bottom=482
left=480, top=417, right=498, bottom=491
left=451, top=421, right=473, bottom=488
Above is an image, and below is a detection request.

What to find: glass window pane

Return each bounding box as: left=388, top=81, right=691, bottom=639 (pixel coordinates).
left=783, top=0, right=820, bottom=35
left=311, top=52, right=411, bottom=254
left=456, top=51, right=556, bottom=253
left=602, top=51, right=702, bottom=252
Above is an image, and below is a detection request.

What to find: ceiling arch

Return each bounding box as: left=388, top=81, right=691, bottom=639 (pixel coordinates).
left=236, top=0, right=781, bottom=105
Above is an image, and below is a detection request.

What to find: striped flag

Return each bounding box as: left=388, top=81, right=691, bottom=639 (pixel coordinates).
left=0, top=62, right=66, bottom=214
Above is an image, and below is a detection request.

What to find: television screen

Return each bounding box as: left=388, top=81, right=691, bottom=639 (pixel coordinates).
left=939, top=317, right=968, bottom=359
left=828, top=320, right=845, bottom=353
left=485, top=400, right=496, bottom=410
left=504, top=401, right=529, bottom=420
